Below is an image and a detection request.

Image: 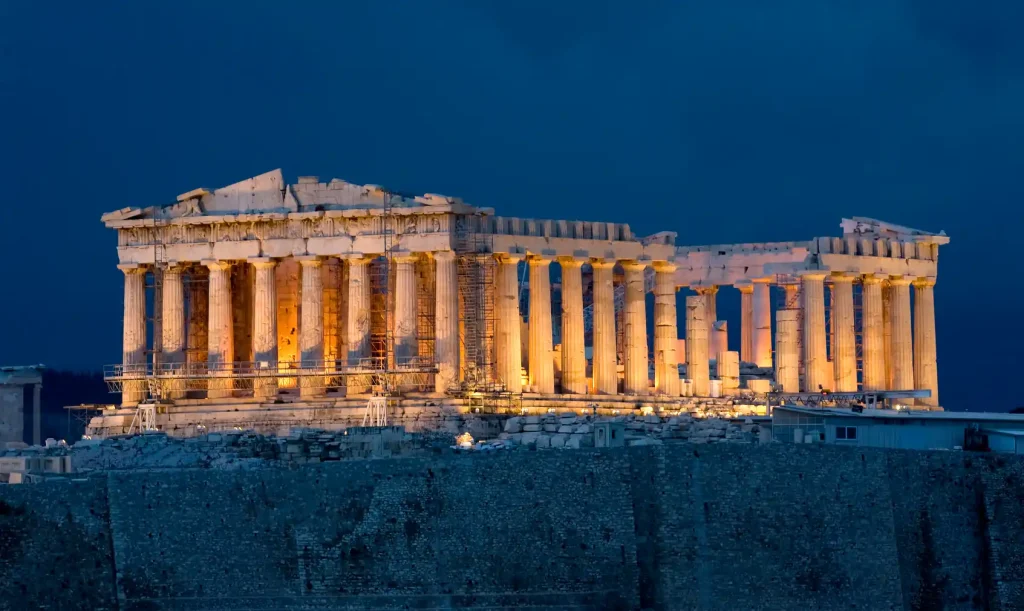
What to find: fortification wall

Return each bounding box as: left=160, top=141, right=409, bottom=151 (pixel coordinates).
left=3, top=445, right=1024, bottom=610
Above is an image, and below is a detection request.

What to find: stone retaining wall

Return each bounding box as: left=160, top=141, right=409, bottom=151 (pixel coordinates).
left=3, top=445, right=1024, bottom=610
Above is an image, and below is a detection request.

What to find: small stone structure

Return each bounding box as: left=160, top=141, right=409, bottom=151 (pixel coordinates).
left=0, top=365, right=43, bottom=446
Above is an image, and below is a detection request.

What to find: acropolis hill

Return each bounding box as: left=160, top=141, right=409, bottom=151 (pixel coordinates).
left=90, top=169, right=947, bottom=436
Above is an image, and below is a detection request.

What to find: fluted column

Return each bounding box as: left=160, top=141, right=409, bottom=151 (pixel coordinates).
left=775, top=309, right=800, bottom=392
left=653, top=262, right=680, bottom=396
left=206, top=261, right=234, bottom=399
left=434, top=252, right=460, bottom=393
left=591, top=259, right=617, bottom=395
left=738, top=284, right=753, bottom=363
left=831, top=274, right=857, bottom=392
left=298, top=257, right=324, bottom=398
left=801, top=272, right=828, bottom=392
left=528, top=256, right=554, bottom=393
left=393, top=255, right=419, bottom=363
left=494, top=254, right=521, bottom=392
left=120, top=265, right=147, bottom=406
left=621, top=261, right=649, bottom=395
left=889, top=276, right=915, bottom=391
left=705, top=285, right=719, bottom=323
left=347, top=257, right=372, bottom=365
left=861, top=275, right=886, bottom=391
left=914, top=278, right=939, bottom=407
left=883, top=282, right=894, bottom=390
left=160, top=265, right=186, bottom=399
left=251, top=258, right=278, bottom=400
left=558, top=257, right=586, bottom=394
left=784, top=283, right=802, bottom=377
left=752, top=279, right=773, bottom=368
left=685, top=295, right=709, bottom=396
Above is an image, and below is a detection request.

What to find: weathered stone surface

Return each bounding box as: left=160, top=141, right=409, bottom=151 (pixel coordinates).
left=2, top=444, right=1020, bottom=610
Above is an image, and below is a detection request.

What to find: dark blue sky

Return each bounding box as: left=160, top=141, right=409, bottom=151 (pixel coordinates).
left=2, top=2, right=1022, bottom=411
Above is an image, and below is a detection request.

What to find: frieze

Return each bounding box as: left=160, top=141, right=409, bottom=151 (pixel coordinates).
left=117, top=213, right=455, bottom=248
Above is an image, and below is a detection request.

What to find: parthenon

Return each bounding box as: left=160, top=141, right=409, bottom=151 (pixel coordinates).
left=99, top=169, right=947, bottom=432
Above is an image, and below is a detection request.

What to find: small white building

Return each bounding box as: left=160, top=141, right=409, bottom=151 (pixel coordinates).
left=772, top=405, right=1024, bottom=453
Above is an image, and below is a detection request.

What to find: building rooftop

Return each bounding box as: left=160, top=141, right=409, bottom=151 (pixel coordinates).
left=776, top=405, right=1024, bottom=422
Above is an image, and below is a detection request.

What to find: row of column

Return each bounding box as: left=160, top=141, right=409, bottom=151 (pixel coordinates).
left=121, top=253, right=459, bottom=404
left=767, top=273, right=938, bottom=407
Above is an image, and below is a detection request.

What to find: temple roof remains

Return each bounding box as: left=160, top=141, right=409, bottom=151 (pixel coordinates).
left=101, top=169, right=483, bottom=225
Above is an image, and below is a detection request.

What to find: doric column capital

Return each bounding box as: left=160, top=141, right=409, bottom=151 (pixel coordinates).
left=735, top=283, right=754, bottom=294
left=248, top=257, right=277, bottom=270
left=652, top=260, right=677, bottom=273
left=888, top=275, right=913, bottom=286
left=527, top=255, right=552, bottom=266
left=589, top=258, right=616, bottom=270
left=392, top=254, right=419, bottom=264
left=294, top=256, right=323, bottom=267
left=830, top=272, right=856, bottom=283
left=751, top=277, right=774, bottom=285
left=495, top=252, right=524, bottom=265
left=203, top=260, right=232, bottom=272
left=345, top=255, right=373, bottom=267
left=913, top=277, right=937, bottom=288
left=620, top=259, right=649, bottom=272
left=433, top=250, right=457, bottom=262
left=118, top=263, right=146, bottom=275
left=799, top=271, right=828, bottom=281
left=861, top=273, right=883, bottom=285
left=690, top=284, right=718, bottom=295
left=557, top=256, right=584, bottom=269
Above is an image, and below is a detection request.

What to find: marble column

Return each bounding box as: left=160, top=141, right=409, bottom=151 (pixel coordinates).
left=393, top=255, right=419, bottom=363
left=784, top=283, right=803, bottom=378
left=622, top=261, right=649, bottom=395
left=705, top=285, right=719, bottom=323
left=831, top=274, right=857, bottom=392
left=251, top=258, right=278, bottom=400
left=889, top=276, right=915, bottom=392
left=347, top=257, right=372, bottom=366
left=685, top=295, right=710, bottom=397
left=752, top=279, right=773, bottom=368
left=738, top=284, right=753, bottom=363
left=298, top=257, right=325, bottom=398
left=883, top=282, right=894, bottom=390
left=433, top=252, right=460, bottom=393
left=160, top=264, right=186, bottom=399
left=654, top=262, right=680, bottom=396
left=558, top=257, right=586, bottom=394
left=120, top=265, right=147, bottom=406
left=494, top=254, right=522, bottom=393
left=187, top=267, right=209, bottom=368
left=801, top=272, right=828, bottom=392
left=206, top=261, right=234, bottom=399
left=775, top=309, right=800, bottom=392
left=914, top=278, right=939, bottom=407
left=591, top=259, right=617, bottom=395
left=528, top=256, right=554, bottom=393
left=861, top=275, right=886, bottom=391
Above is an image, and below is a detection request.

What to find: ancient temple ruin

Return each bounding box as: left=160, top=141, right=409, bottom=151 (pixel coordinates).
left=94, top=169, right=947, bottom=435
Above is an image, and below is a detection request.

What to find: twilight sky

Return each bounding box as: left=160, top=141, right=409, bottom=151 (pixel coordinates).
left=2, top=1, right=1023, bottom=411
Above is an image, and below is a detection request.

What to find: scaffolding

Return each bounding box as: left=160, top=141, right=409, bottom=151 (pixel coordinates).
left=453, top=214, right=496, bottom=390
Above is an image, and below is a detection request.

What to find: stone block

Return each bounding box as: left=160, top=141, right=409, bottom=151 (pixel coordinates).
left=549, top=434, right=567, bottom=448
left=574, top=424, right=591, bottom=435
left=535, top=435, right=551, bottom=448
left=503, top=417, right=523, bottom=433
left=557, top=425, right=575, bottom=434
left=523, top=424, right=542, bottom=433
